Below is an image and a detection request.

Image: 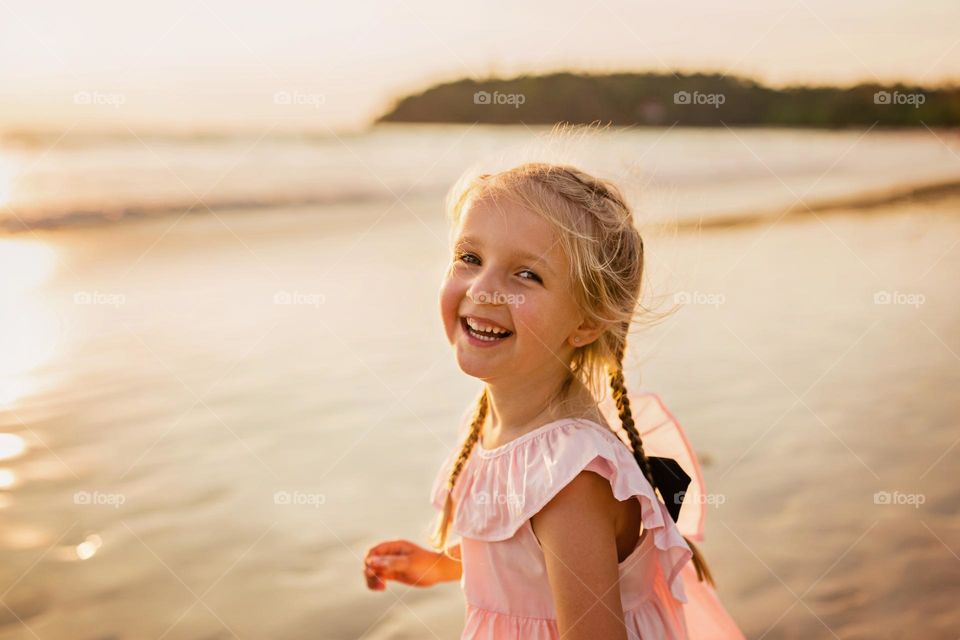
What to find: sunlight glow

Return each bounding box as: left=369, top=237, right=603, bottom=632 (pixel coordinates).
left=0, top=239, right=59, bottom=407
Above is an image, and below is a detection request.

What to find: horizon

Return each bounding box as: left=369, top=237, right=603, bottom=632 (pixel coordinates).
left=1, top=0, right=959, bottom=133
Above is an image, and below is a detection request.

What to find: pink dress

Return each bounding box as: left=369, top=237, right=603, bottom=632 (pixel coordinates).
left=429, top=392, right=746, bottom=640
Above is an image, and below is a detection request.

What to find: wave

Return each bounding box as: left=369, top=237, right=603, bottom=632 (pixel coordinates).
left=4, top=177, right=960, bottom=235
left=670, top=178, right=960, bottom=231
left=0, top=187, right=412, bottom=233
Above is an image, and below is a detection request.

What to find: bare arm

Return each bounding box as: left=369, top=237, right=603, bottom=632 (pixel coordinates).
left=531, top=471, right=628, bottom=640
left=434, top=543, right=462, bottom=582
left=364, top=540, right=461, bottom=590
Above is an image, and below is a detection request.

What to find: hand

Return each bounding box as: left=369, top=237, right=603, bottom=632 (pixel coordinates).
left=363, top=539, right=452, bottom=590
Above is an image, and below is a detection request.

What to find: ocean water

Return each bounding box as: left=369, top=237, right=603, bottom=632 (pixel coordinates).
left=2, top=124, right=960, bottom=231
left=0, top=125, right=959, bottom=638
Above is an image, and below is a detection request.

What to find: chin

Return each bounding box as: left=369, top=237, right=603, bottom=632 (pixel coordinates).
left=455, top=352, right=499, bottom=380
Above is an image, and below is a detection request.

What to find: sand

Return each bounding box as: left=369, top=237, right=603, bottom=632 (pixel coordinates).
left=0, top=191, right=958, bottom=639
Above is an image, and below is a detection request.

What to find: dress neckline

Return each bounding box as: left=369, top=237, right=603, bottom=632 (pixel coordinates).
left=476, top=416, right=613, bottom=457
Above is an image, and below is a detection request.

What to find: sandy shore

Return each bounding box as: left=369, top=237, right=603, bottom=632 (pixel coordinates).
left=0, top=191, right=957, bottom=639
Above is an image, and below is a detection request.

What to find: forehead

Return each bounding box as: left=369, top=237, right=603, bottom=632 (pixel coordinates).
left=454, top=195, right=561, bottom=256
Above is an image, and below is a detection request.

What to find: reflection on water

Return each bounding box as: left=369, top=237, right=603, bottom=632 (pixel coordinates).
left=0, top=153, right=15, bottom=208
left=0, top=433, right=26, bottom=460
left=0, top=238, right=58, bottom=408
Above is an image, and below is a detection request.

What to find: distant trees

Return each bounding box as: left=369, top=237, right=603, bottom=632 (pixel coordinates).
left=376, top=72, right=959, bottom=127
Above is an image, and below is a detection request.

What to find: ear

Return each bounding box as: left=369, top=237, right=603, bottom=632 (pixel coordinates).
left=568, top=317, right=607, bottom=348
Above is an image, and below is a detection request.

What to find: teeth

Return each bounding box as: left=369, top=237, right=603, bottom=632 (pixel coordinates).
left=466, top=317, right=510, bottom=335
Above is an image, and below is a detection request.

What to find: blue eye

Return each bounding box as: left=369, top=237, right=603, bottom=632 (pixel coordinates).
left=518, top=269, right=542, bottom=283
left=456, top=251, right=480, bottom=265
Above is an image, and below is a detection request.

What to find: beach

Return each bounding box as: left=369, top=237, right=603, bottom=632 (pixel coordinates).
left=0, top=125, right=959, bottom=638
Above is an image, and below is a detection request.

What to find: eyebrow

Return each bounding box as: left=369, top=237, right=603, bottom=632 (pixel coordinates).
left=456, top=235, right=556, bottom=275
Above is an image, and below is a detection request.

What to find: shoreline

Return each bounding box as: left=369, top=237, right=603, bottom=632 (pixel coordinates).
left=667, top=176, right=960, bottom=233
left=4, top=175, right=960, bottom=237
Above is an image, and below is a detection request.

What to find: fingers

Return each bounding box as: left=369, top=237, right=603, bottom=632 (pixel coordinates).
left=366, top=553, right=411, bottom=574
left=363, top=564, right=386, bottom=591
left=364, top=540, right=420, bottom=591
left=365, top=539, right=413, bottom=560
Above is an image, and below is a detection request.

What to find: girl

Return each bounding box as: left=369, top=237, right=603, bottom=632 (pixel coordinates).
left=364, top=163, right=744, bottom=639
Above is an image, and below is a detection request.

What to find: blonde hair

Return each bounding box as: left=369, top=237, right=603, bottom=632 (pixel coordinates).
left=431, top=162, right=714, bottom=586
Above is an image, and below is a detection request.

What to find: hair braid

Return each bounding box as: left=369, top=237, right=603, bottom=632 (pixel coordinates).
left=430, top=388, right=488, bottom=555
left=608, top=327, right=715, bottom=587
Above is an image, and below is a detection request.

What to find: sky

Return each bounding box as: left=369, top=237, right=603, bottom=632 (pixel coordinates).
left=1, top=0, right=958, bottom=133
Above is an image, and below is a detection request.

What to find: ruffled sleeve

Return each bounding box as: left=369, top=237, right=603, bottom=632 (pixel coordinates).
left=431, top=417, right=694, bottom=604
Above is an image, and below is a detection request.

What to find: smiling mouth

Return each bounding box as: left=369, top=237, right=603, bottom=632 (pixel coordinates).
left=460, top=316, right=514, bottom=342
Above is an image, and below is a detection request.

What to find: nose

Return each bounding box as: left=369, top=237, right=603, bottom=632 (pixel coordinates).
left=466, top=267, right=504, bottom=306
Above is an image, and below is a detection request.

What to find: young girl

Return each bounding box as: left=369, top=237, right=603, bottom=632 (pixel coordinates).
left=364, top=163, right=744, bottom=639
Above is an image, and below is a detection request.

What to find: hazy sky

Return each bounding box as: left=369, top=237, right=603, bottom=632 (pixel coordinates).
left=1, top=0, right=958, bottom=132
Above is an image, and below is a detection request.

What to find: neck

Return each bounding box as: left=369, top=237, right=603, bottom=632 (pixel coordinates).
left=484, top=362, right=592, bottom=434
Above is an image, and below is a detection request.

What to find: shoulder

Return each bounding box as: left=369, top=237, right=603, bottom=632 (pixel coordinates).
left=432, top=417, right=647, bottom=541
left=531, top=469, right=620, bottom=538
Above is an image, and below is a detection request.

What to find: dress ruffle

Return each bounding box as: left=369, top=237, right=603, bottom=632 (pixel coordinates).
left=430, top=417, right=693, bottom=605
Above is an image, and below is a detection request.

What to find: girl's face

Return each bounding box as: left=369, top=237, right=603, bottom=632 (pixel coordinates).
left=439, top=195, right=596, bottom=382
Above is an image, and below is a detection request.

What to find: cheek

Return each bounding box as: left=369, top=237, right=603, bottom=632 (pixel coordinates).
left=513, top=295, right=577, bottom=347
left=438, top=272, right=464, bottom=342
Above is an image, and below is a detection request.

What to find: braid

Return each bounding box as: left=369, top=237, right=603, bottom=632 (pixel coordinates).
left=430, top=388, right=488, bottom=555
left=608, top=327, right=715, bottom=587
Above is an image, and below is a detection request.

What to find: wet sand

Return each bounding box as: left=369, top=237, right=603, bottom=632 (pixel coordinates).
left=0, top=192, right=958, bottom=638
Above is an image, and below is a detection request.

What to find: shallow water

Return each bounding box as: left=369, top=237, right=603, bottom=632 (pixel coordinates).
left=0, top=142, right=959, bottom=638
